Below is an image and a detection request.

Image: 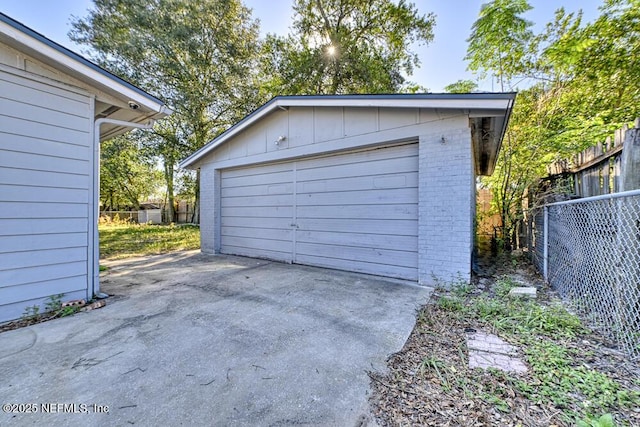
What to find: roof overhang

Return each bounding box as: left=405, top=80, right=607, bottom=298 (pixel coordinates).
left=179, top=93, right=515, bottom=175
left=0, top=12, right=172, bottom=140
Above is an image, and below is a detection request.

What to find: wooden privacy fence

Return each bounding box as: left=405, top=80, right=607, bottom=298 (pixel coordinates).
left=547, top=118, right=640, bottom=197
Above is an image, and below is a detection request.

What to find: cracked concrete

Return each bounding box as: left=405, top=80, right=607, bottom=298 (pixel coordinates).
left=0, top=251, right=430, bottom=427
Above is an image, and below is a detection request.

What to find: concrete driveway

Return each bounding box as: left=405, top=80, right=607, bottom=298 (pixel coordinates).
left=0, top=251, right=431, bottom=427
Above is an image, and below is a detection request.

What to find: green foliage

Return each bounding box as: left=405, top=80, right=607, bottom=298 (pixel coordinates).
left=71, top=0, right=263, bottom=221
left=408, top=270, right=640, bottom=424
left=466, top=0, right=640, bottom=249
left=21, top=305, right=40, bottom=321
left=260, top=0, right=436, bottom=95
left=20, top=294, right=83, bottom=325
left=100, top=134, right=162, bottom=210
left=444, top=79, right=478, bottom=93
left=465, top=0, right=533, bottom=88
left=437, top=295, right=464, bottom=312
left=576, top=413, right=616, bottom=427
left=44, top=294, right=64, bottom=313
left=99, top=223, right=200, bottom=259
left=521, top=340, right=640, bottom=413
left=444, top=278, right=639, bottom=419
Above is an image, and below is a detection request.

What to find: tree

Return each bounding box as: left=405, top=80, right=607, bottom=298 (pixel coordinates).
left=261, top=0, right=436, bottom=95
left=465, top=0, right=534, bottom=90
left=466, top=0, right=534, bottom=248
left=70, top=0, right=262, bottom=221
left=466, top=0, right=640, bottom=250
left=444, top=79, right=478, bottom=93
left=100, top=134, right=162, bottom=210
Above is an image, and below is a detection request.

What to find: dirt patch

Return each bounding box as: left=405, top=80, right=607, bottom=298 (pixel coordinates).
left=369, top=254, right=640, bottom=426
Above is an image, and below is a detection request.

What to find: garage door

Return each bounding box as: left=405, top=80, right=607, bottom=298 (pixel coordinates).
left=220, top=143, right=418, bottom=280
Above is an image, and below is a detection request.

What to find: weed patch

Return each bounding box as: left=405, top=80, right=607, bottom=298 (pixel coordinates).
left=370, top=259, right=640, bottom=426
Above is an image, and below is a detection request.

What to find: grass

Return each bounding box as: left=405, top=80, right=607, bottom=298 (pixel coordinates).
left=99, top=222, right=200, bottom=260
left=434, top=276, right=640, bottom=424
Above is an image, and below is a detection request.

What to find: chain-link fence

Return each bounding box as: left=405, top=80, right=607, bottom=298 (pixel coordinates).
left=529, top=189, right=640, bottom=360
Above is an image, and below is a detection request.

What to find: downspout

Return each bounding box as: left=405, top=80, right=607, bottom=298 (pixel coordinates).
left=91, top=117, right=155, bottom=299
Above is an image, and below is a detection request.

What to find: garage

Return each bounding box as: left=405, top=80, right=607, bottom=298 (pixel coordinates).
left=220, top=143, right=418, bottom=279
left=180, top=94, right=515, bottom=285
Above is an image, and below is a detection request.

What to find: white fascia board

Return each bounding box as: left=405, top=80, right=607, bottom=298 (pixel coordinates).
left=0, top=20, right=171, bottom=115
left=280, top=97, right=513, bottom=110
left=179, top=96, right=513, bottom=169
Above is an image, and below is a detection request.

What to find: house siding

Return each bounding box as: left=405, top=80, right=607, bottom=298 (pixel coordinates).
left=0, top=66, right=91, bottom=322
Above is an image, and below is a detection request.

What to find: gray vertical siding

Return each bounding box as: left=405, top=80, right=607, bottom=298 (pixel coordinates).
left=0, top=69, right=91, bottom=322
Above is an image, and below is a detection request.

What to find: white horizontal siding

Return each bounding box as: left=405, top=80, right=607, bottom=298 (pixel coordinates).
left=0, top=94, right=90, bottom=130
left=0, top=218, right=88, bottom=236
left=0, top=167, right=88, bottom=189
left=0, top=69, right=91, bottom=322
left=0, top=261, right=87, bottom=289
left=0, top=202, right=87, bottom=219
left=0, top=232, right=87, bottom=253
left=0, top=148, right=89, bottom=174
left=0, top=131, right=90, bottom=158
left=0, top=184, right=88, bottom=203
left=0, top=115, right=89, bottom=147
left=0, top=69, right=90, bottom=112
left=0, top=276, right=88, bottom=308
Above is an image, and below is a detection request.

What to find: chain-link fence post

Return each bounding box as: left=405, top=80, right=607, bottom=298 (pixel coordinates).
left=543, top=205, right=548, bottom=282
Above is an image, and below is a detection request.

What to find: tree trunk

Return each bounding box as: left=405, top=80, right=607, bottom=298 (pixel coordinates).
left=191, top=169, right=200, bottom=224
left=165, top=161, right=175, bottom=223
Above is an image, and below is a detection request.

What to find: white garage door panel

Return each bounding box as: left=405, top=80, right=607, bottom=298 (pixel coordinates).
left=219, top=143, right=418, bottom=279
left=297, top=188, right=417, bottom=206
left=298, top=173, right=418, bottom=194
left=222, top=194, right=293, bottom=207
left=295, top=254, right=417, bottom=280
left=296, top=204, right=417, bottom=220
left=296, top=230, right=415, bottom=252
left=300, top=218, right=418, bottom=236
left=221, top=206, right=293, bottom=219
left=295, top=144, right=418, bottom=279
left=220, top=182, right=293, bottom=198
left=296, top=143, right=416, bottom=169
left=221, top=216, right=292, bottom=229
left=222, top=226, right=292, bottom=241
left=220, top=163, right=294, bottom=261
left=297, top=242, right=416, bottom=268
left=223, top=236, right=292, bottom=253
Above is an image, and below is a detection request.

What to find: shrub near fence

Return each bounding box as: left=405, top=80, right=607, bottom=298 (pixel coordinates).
left=100, top=211, right=139, bottom=223
left=530, top=190, right=640, bottom=360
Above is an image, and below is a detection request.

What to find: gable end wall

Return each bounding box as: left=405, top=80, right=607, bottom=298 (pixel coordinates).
left=199, top=107, right=474, bottom=285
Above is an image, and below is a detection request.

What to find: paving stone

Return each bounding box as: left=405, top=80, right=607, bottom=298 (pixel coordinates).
left=466, top=331, right=518, bottom=355
left=465, top=331, right=528, bottom=374
left=508, top=287, right=537, bottom=299
left=468, top=349, right=528, bottom=373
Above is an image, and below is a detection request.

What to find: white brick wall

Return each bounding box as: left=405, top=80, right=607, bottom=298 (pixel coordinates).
left=418, top=119, right=474, bottom=285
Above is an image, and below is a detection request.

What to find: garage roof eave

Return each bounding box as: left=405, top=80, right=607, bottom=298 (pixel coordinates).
left=179, top=93, right=516, bottom=169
